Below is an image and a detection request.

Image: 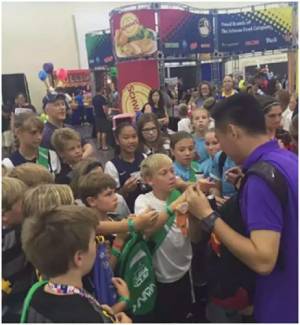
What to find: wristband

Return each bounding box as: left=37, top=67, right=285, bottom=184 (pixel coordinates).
left=166, top=205, right=174, bottom=218
left=201, top=211, right=220, bottom=233
left=128, top=218, right=136, bottom=234
left=118, top=295, right=130, bottom=305
left=111, top=247, right=121, bottom=258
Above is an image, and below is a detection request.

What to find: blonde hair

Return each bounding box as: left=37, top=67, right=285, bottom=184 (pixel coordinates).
left=2, top=177, right=28, bottom=213
left=8, top=163, right=54, bottom=187
left=14, top=113, right=44, bottom=132
left=140, top=153, right=172, bottom=179
left=191, top=107, right=209, bottom=121
left=23, top=184, right=74, bottom=219
left=51, top=127, right=81, bottom=153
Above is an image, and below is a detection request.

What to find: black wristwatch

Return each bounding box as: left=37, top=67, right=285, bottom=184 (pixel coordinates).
left=200, top=211, right=220, bottom=233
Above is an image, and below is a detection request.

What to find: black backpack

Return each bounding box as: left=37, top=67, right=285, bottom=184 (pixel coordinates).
left=207, top=160, right=288, bottom=302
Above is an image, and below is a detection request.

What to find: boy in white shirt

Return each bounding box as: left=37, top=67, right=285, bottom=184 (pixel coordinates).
left=135, top=154, right=202, bottom=323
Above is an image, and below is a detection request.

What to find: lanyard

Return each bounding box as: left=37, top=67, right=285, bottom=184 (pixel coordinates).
left=46, top=282, right=116, bottom=322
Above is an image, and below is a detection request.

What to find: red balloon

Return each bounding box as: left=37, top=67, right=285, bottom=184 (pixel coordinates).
left=56, top=68, right=68, bottom=81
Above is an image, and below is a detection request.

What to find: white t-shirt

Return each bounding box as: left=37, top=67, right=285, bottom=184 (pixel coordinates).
left=104, top=161, right=121, bottom=187
left=135, top=191, right=192, bottom=283
left=178, top=117, right=192, bottom=133
left=282, top=107, right=293, bottom=131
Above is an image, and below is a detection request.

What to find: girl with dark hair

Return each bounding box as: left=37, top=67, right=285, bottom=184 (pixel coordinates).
left=137, top=113, right=170, bottom=156
left=256, top=95, right=292, bottom=150
left=104, top=122, right=147, bottom=212
left=143, top=89, right=169, bottom=128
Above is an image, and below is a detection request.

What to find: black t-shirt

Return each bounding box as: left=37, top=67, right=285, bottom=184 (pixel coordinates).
left=55, top=162, right=73, bottom=185
left=27, top=286, right=109, bottom=323
left=92, top=95, right=107, bottom=119
left=2, top=226, right=36, bottom=322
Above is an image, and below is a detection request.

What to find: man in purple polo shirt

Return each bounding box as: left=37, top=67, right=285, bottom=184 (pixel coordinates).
left=41, top=92, right=93, bottom=158
left=185, top=93, right=298, bottom=322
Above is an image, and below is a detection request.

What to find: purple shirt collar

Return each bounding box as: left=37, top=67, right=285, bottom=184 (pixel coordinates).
left=242, top=139, right=279, bottom=172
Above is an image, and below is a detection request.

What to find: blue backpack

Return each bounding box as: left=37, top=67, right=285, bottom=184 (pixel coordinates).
left=93, top=236, right=117, bottom=306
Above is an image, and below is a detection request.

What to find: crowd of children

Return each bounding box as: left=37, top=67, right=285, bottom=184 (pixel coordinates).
left=1, top=77, right=298, bottom=323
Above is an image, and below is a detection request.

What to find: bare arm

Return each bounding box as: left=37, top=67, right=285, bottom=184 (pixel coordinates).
left=82, top=143, right=94, bottom=159
left=213, top=219, right=280, bottom=274
left=186, top=185, right=281, bottom=275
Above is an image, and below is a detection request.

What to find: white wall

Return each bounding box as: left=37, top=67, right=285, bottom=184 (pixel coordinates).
left=2, top=1, right=270, bottom=110
left=2, top=2, right=132, bottom=110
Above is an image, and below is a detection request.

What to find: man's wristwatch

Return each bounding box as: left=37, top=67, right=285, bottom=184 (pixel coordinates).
left=200, top=211, right=220, bottom=233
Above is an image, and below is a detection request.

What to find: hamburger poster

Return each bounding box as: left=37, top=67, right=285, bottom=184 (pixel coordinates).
left=111, top=10, right=158, bottom=58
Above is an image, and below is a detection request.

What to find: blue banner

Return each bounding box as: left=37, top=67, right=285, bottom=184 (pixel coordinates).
left=217, top=7, right=293, bottom=53
left=160, top=9, right=214, bottom=57
left=85, top=31, right=114, bottom=68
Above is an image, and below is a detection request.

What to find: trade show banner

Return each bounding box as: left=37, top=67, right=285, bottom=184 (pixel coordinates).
left=217, top=7, right=293, bottom=53
left=85, top=31, right=114, bottom=69
left=111, top=10, right=158, bottom=59
left=118, top=60, right=159, bottom=113
left=159, top=9, right=214, bottom=57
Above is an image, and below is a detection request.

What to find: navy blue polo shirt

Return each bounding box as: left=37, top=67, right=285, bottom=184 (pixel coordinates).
left=8, top=151, right=36, bottom=166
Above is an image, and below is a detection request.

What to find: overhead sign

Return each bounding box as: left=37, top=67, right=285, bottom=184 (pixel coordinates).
left=85, top=31, right=114, bottom=68
left=111, top=10, right=158, bottom=59
left=217, top=7, right=293, bottom=53
left=159, top=9, right=214, bottom=56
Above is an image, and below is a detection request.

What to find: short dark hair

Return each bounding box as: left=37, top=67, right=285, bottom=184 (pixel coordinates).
left=255, top=95, right=280, bottom=114
left=78, top=172, right=117, bottom=206
left=21, top=205, right=99, bottom=278
left=211, top=93, right=266, bottom=135
left=170, top=131, right=193, bottom=149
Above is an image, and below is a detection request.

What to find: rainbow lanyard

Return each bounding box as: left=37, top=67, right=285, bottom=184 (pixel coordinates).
left=46, top=282, right=116, bottom=322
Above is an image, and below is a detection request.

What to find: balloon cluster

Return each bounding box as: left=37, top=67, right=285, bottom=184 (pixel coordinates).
left=38, top=63, right=68, bottom=90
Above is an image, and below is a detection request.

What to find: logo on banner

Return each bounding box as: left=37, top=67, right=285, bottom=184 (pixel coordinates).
left=122, top=82, right=151, bottom=113
left=115, top=12, right=157, bottom=58
left=199, top=18, right=211, bottom=37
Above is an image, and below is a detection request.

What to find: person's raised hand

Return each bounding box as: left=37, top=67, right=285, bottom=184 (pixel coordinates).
left=122, top=176, right=138, bottom=194
left=224, top=167, right=244, bottom=188
left=115, top=312, right=132, bottom=323
left=112, top=277, right=129, bottom=298
left=131, top=209, right=158, bottom=231
left=186, top=183, right=213, bottom=219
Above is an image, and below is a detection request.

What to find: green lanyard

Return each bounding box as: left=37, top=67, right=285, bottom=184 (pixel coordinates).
left=148, top=189, right=182, bottom=253
left=20, top=280, right=48, bottom=323
left=37, top=147, right=49, bottom=169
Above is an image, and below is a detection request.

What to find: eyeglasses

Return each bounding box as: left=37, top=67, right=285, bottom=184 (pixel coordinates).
left=142, top=127, right=157, bottom=133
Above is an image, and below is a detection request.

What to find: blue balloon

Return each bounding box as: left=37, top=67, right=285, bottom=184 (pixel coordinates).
left=38, top=70, right=48, bottom=81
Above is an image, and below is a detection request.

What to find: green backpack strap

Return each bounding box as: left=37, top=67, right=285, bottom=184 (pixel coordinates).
left=148, top=189, right=182, bottom=253
left=37, top=147, right=49, bottom=169
left=20, top=280, right=48, bottom=323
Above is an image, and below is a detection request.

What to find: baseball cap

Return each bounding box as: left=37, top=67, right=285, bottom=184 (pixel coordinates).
left=42, top=92, right=66, bottom=109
